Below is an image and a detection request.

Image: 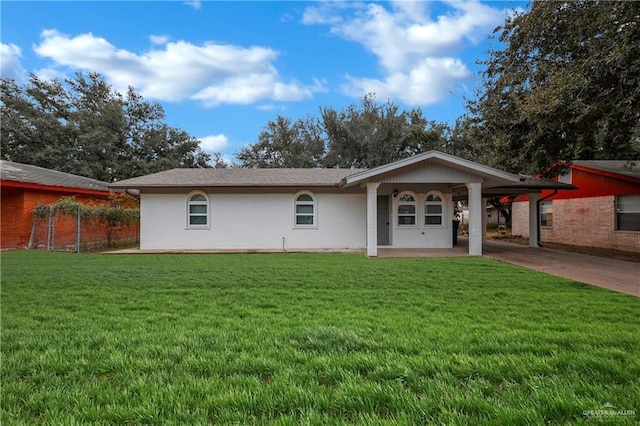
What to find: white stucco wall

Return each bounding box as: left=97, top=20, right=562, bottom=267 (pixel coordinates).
left=390, top=192, right=453, bottom=248
left=140, top=191, right=367, bottom=250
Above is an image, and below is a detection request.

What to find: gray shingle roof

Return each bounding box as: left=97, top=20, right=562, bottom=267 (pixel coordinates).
left=499, top=176, right=578, bottom=190
left=1, top=160, right=111, bottom=192
left=573, top=160, right=640, bottom=179
left=110, top=168, right=365, bottom=189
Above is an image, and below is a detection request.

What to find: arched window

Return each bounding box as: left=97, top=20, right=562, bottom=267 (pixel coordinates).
left=397, top=192, right=417, bottom=226
left=187, top=192, right=209, bottom=227
left=295, top=192, right=316, bottom=227
left=424, top=192, right=444, bottom=226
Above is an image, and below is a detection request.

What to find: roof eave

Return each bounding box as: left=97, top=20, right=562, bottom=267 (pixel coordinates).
left=109, top=183, right=343, bottom=190
left=2, top=179, right=116, bottom=195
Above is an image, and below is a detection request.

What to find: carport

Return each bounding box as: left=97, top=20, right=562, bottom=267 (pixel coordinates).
left=339, top=151, right=576, bottom=257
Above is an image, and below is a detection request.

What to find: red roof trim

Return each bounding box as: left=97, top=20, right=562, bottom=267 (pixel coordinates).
left=570, top=164, right=640, bottom=184
left=1, top=180, right=113, bottom=197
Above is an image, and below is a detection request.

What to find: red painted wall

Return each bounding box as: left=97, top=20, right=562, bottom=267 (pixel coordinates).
left=514, top=165, right=640, bottom=202
left=548, top=166, right=640, bottom=200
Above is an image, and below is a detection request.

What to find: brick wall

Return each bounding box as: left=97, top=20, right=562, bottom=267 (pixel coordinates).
left=2, top=187, right=138, bottom=250
left=1, top=187, right=24, bottom=249
left=512, top=196, right=640, bottom=252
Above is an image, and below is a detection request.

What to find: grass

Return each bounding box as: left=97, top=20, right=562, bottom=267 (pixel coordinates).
left=1, top=251, right=639, bottom=425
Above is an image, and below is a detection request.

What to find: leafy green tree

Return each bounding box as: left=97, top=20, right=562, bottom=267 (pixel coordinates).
left=322, top=93, right=448, bottom=168
left=465, top=0, right=640, bottom=175
left=1, top=72, right=211, bottom=181
left=236, top=115, right=325, bottom=168
left=236, top=94, right=449, bottom=169
left=1, top=77, right=73, bottom=171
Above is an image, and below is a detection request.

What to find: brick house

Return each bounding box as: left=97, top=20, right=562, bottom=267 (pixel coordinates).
left=1, top=160, right=135, bottom=250
left=512, top=161, right=640, bottom=253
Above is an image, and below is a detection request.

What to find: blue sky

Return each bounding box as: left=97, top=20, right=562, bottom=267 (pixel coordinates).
left=1, top=1, right=526, bottom=163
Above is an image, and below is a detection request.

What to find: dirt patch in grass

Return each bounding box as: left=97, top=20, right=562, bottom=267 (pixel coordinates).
left=494, top=236, right=640, bottom=263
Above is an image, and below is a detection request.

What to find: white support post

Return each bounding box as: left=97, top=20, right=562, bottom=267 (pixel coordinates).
left=466, top=182, right=483, bottom=256
left=528, top=193, right=541, bottom=248
left=481, top=197, right=488, bottom=242
left=366, top=182, right=381, bottom=257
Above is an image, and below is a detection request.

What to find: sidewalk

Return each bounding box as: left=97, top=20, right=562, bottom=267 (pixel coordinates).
left=482, top=239, right=640, bottom=297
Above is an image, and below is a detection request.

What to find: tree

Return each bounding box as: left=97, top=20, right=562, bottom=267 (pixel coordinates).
left=1, top=77, right=73, bottom=171
left=236, top=94, right=449, bottom=169
left=236, top=115, right=325, bottom=168
left=321, top=93, right=448, bottom=168
left=211, top=152, right=231, bottom=169
left=1, top=72, right=212, bottom=181
left=465, top=0, right=640, bottom=176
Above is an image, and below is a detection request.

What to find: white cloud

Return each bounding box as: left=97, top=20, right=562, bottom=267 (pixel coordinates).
left=192, top=73, right=312, bottom=107
left=303, top=0, right=507, bottom=106
left=184, top=1, right=202, bottom=11
left=33, top=67, right=66, bottom=81
left=33, top=29, right=321, bottom=106
left=344, top=57, right=470, bottom=105
left=199, top=134, right=229, bottom=153
left=150, top=34, right=169, bottom=45
left=0, top=43, right=26, bottom=80
left=301, top=1, right=365, bottom=25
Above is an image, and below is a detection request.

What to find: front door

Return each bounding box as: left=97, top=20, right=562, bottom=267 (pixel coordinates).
left=377, top=195, right=390, bottom=245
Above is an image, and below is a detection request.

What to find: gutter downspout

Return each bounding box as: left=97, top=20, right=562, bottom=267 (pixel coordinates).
left=536, top=189, right=558, bottom=247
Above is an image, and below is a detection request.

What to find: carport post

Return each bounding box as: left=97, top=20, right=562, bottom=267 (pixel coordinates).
left=528, top=193, right=540, bottom=248
left=466, top=182, right=483, bottom=256
left=482, top=197, right=488, bottom=242
left=366, top=182, right=381, bottom=257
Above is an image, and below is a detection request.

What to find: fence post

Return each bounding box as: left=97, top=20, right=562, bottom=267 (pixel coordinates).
left=47, top=206, right=54, bottom=250
left=28, top=212, right=38, bottom=249
left=76, top=205, right=81, bottom=254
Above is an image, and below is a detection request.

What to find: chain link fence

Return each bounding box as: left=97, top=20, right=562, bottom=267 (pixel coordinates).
left=28, top=197, right=139, bottom=253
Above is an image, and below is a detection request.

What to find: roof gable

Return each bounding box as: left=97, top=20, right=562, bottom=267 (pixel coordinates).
left=341, top=151, right=521, bottom=188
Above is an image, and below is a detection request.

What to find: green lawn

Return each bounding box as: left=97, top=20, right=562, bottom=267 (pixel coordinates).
left=2, top=251, right=638, bottom=425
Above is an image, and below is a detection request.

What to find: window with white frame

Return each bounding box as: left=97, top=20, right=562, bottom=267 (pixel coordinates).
left=424, top=193, right=444, bottom=225
left=295, top=192, right=316, bottom=227
left=616, top=194, right=640, bottom=231
left=540, top=201, right=553, bottom=227
left=187, top=192, right=209, bottom=227
left=397, top=192, right=417, bottom=226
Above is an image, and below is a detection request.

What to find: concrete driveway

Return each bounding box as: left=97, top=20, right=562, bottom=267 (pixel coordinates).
left=482, top=239, right=639, bottom=297
left=378, top=238, right=639, bottom=297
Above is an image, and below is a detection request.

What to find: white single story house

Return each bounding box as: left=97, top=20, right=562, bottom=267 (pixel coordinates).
left=110, top=151, right=572, bottom=256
